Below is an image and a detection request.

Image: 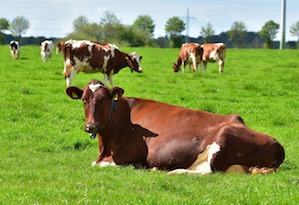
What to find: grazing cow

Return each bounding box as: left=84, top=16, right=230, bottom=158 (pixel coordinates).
left=65, top=79, right=285, bottom=175
left=173, top=43, right=203, bottom=73
left=201, top=43, right=226, bottom=73
left=60, top=39, right=143, bottom=87
left=10, top=41, right=20, bottom=59
left=40, top=40, right=54, bottom=62
left=56, top=41, right=63, bottom=54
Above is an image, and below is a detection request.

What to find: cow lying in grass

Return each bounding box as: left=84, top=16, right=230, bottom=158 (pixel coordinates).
left=66, top=79, right=285, bottom=175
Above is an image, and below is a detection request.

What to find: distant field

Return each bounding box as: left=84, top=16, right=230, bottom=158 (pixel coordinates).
left=0, top=45, right=298, bottom=204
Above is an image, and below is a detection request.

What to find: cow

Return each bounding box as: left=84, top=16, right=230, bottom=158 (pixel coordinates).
left=56, top=41, right=63, bottom=54
left=173, top=43, right=203, bottom=73
left=200, top=43, right=226, bottom=73
left=9, top=40, right=20, bottom=59
left=41, top=40, right=54, bottom=62
left=60, top=39, right=143, bottom=87
left=65, top=79, right=285, bottom=175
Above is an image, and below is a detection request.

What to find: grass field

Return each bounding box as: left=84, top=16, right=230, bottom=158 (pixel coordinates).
left=0, top=45, right=298, bottom=204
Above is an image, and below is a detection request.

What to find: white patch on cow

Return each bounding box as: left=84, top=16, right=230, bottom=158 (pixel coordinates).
left=102, top=55, right=110, bottom=71
left=66, top=39, right=93, bottom=49
left=99, top=161, right=117, bottom=167
left=89, top=83, right=102, bottom=93
left=108, top=44, right=118, bottom=57
left=91, top=161, right=117, bottom=167
left=209, top=50, right=217, bottom=59
left=167, top=142, right=221, bottom=176
left=189, top=52, right=197, bottom=71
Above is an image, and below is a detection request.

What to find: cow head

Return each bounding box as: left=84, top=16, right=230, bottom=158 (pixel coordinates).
left=173, top=63, right=180, bottom=72
left=127, top=52, right=143, bottom=73
left=66, top=79, right=124, bottom=138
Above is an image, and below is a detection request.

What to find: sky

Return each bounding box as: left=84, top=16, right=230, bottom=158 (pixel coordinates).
left=1, top=0, right=298, bottom=41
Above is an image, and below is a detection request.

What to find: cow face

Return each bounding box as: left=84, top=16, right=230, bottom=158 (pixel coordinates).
left=127, top=52, right=143, bottom=73
left=173, top=63, right=180, bottom=72
left=66, top=79, right=124, bottom=137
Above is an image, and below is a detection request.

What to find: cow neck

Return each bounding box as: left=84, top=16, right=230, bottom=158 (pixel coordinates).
left=98, top=98, right=116, bottom=131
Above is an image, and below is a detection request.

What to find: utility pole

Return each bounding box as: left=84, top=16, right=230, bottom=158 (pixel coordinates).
left=280, top=0, right=286, bottom=49
left=182, top=8, right=196, bottom=43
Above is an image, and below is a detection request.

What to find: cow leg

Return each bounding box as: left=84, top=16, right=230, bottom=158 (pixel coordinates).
left=167, top=142, right=221, bottom=176
left=66, top=70, right=76, bottom=87
left=218, top=60, right=224, bottom=73
left=103, top=74, right=109, bottom=86
left=200, top=61, right=207, bottom=72
left=190, top=54, right=197, bottom=72
left=182, top=62, right=185, bottom=73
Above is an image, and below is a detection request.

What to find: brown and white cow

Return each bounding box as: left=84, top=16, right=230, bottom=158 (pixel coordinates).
left=41, top=40, right=54, bottom=62
left=65, top=79, right=285, bottom=175
left=10, top=40, right=20, bottom=59
left=201, top=43, right=226, bottom=73
left=60, top=39, right=143, bottom=87
left=56, top=41, right=63, bottom=54
left=173, top=43, right=203, bottom=73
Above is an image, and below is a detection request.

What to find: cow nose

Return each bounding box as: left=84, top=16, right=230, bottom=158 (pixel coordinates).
left=85, top=123, right=98, bottom=133
left=138, top=67, right=143, bottom=73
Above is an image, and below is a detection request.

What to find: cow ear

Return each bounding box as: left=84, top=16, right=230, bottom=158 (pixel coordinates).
left=139, top=55, right=143, bottom=61
left=110, top=87, right=124, bottom=100
left=65, top=86, right=83, bottom=99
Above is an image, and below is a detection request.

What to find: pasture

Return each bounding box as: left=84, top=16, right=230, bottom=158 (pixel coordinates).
left=0, top=45, right=298, bottom=204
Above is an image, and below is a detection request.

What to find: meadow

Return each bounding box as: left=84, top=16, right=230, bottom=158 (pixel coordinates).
left=0, top=45, right=298, bottom=204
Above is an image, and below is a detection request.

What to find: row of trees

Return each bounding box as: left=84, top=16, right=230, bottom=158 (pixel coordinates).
left=1, top=12, right=299, bottom=48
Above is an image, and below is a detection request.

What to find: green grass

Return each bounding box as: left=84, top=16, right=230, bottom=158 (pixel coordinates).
left=0, top=45, right=299, bottom=204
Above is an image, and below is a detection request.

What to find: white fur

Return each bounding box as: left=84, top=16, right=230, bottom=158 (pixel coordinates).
left=89, top=83, right=102, bottom=93
left=167, top=142, right=221, bottom=176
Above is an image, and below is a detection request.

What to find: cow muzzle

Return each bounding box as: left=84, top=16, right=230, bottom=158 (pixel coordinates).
left=84, top=123, right=98, bottom=139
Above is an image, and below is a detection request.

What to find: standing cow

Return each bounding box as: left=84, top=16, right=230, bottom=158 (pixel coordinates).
left=41, top=40, right=54, bottom=62
left=65, top=79, right=285, bottom=175
left=201, top=43, right=226, bottom=73
left=60, top=39, right=143, bottom=87
left=173, top=43, right=203, bottom=73
left=9, top=41, right=20, bottom=59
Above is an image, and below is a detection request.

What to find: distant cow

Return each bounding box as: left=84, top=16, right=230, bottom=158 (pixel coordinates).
left=10, top=41, right=20, bottom=59
left=173, top=43, right=203, bottom=73
left=66, top=79, right=285, bottom=175
left=41, top=40, right=54, bottom=62
left=60, top=39, right=143, bottom=87
left=201, top=43, right=226, bottom=73
left=56, top=41, right=63, bottom=54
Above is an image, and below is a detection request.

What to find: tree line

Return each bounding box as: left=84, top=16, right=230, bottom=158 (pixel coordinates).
left=1, top=12, right=299, bottom=48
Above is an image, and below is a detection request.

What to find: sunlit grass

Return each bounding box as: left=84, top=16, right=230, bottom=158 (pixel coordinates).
left=0, top=45, right=298, bottom=204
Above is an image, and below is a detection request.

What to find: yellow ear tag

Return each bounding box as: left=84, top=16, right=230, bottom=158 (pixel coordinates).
left=72, top=91, right=79, bottom=99
left=113, top=93, right=118, bottom=100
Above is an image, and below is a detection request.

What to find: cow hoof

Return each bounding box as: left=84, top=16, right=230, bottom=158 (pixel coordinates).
left=91, top=161, right=98, bottom=167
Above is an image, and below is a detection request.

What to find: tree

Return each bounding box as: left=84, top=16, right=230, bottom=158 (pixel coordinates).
left=200, top=22, right=215, bottom=43
left=9, top=16, right=30, bottom=42
left=73, top=15, right=89, bottom=32
left=0, top=18, right=9, bottom=31
left=99, top=11, right=122, bottom=42
left=165, top=17, right=185, bottom=47
left=290, top=21, right=299, bottom=41
left=132, top=15, right=155, bottom=36
left=259, top=20, right=279, bottom=49
left=0, top=17, right=9, bottom=44
left=227, top=21, right=247, bottom=48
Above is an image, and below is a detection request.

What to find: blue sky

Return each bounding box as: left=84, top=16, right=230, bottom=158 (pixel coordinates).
left=1, top=0, right=298, bottom=41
